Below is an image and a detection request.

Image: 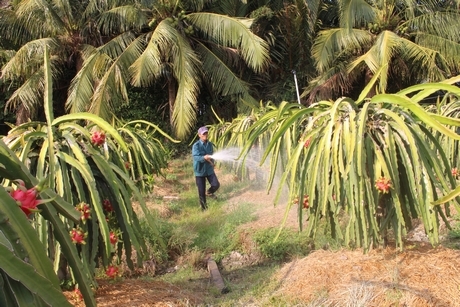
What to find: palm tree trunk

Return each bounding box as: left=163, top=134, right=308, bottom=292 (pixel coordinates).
left=15, top=104, right=31, bottom=125
left=168, top=78, right=177, bottom=128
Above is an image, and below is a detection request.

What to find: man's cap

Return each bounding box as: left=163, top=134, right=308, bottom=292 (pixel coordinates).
left=198, top=126, right=208, bottom=135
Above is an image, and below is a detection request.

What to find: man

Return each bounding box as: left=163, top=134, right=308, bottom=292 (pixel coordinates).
left=192, top=126, right=220, bottom=211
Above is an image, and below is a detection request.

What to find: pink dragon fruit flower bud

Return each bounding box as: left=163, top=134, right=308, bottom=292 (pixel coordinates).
left=102, top=199, right=114, bottom=213
left=91, top=131, right=106, bottom=146
left=9, top=180, right=41, bottom=216
left=106, top=265, right=119, bottom=279
left=109, top=231, right=118, bottom=245
left=70, top=227, right=88, bottom=245
left=375, top=177, right=392, bottom=194
left=76, top=202, right=91, bottom=223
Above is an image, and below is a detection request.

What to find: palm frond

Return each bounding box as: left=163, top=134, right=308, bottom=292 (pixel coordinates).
left=97, top=5, right=147, bottom=35
left=50, top=0, right=76, bottom=27
left=397, top=37, right=450, bottom=82
left=415, top=33, right=460, bottom=72
left=2, top=39, right=63, bottom=113
left=129, top=28, right=167, bottom=87
left=66, top=32, right=139, bottom=114
left=0, top=50, right=16, bottom=64
left=187, top=12, right=269, bottom=73
left=1, top=38, right=59, bottom=79
left=339, top=0, right=375, bottom=29
left=167, top=25, right=201, bottom=139
left=312, top=28, right=373, bottom=73
left=131, top=19, right=201, bottom=138
left=5, top=69, right=44, bottom=113
left=348, top=31, right=399, bottom=91
left=16, top=0, right=67, bottom=36
left=196, top=42, right=249, bottom=97
left=66, top=46, right=98, bottom=113
left=91, top=40, right=143, bottom=118
left=297, top=0, right=322, bottom=34
left=0, top=8, right=34, bottom=45
left=406, top=11, right=460, bottom=42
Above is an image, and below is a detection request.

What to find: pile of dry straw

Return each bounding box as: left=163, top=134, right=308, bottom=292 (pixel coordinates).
left=274, top=245, right=460, bottom=306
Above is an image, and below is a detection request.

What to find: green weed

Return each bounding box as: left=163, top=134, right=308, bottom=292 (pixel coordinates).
left=253, top=228, right=313, bottom=261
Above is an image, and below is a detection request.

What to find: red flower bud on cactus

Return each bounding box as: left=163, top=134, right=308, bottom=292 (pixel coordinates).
left=124, top=161, right=131, bottom=170
left=76, top=202, right=91, bottom=222
left=452, top=168, right=458, bottom=178
left=106, top=265, right=119, bottom=279
left=302, top=195, right=309, bottom=209
left=91, top=131, right=106, bottom=146
left=9, top=180, right=41, bottom=216
left=102, top=199, right=114, bottom=212
left=375, top=177, right=392, bottom=194
left=70, top=227, right=87, bottom=244
left=109, top=231, right=118, bottom=245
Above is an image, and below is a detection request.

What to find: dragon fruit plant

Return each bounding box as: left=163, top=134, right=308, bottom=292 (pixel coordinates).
left=0, top=47, right=175, bottom=306
left=216, top=74, right=460, bottom=251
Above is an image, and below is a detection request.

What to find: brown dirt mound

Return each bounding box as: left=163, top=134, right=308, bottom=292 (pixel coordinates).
left=273, top=246, right=460, bottom=306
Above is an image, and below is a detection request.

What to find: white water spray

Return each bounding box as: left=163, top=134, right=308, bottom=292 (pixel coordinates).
left=210, top=147, right=240, bottom=162
left=211, top=146, right=291, bottom=218
left=210, top=147, right=262, bottom=168
left=210, top=146, right=277, bottom=189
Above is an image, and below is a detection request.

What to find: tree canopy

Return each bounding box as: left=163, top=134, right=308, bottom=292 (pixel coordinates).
left=1, top=0, right=459, bottom=137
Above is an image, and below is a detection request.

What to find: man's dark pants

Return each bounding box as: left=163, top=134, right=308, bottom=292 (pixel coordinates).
left=195, top=173, right=220, bottom=210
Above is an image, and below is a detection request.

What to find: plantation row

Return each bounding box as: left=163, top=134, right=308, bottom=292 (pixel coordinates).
left=2, top=43, right=460, bottom=307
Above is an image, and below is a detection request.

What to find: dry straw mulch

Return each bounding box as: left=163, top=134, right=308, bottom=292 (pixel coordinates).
left=65, top=279, right=203, bottom=307
left=273, top=245, right=460, bottom=306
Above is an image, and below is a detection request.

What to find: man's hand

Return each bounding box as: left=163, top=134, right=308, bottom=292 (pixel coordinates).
left=204, top=155, right=211, bottom=161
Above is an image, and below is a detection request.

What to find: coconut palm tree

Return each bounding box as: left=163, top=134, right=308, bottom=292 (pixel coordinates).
left=0, top=0, right=146, bottom=125
left=218, top=0, right=323, bottom=104
left=305, top=0, right=460, bottom=103
left=66, top=0, right=270, bottom=139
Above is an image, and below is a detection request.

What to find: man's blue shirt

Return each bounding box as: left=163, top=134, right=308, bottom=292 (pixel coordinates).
left=192, top=140, right=215, bottom=176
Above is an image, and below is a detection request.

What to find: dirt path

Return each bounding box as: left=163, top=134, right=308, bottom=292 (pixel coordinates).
left=220, top=171, right=299, bottom=232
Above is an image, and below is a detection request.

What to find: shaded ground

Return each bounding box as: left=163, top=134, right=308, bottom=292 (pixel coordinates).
left=66, top=167, right=460, bottom=306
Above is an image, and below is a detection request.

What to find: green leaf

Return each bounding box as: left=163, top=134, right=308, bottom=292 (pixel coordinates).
left=43, top=44, right=55, bottom=190
left=0, top=188, right=61, bottom=290
left=39, top=205, right=97, bottom=307
left=371, top=94, right=460, bottom=140
left=0, top=244, right=72, bottom=307
left=52, top=113, right=129, bottom=152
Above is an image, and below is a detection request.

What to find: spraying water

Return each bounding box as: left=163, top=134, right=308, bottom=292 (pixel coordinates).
left=210, top=146, right=273, bottom=185
left=210, top=147, right=263, bottom=168
left=210, top=147, right=241, bottom=162
left=211, top=146, right=290, bottom=208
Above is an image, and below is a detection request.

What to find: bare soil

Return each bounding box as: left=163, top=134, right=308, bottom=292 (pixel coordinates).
left=65, top=167, right=460, bottom=306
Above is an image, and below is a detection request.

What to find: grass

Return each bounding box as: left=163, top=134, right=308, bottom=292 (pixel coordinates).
left=135, top=156, right=347, bottom=305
